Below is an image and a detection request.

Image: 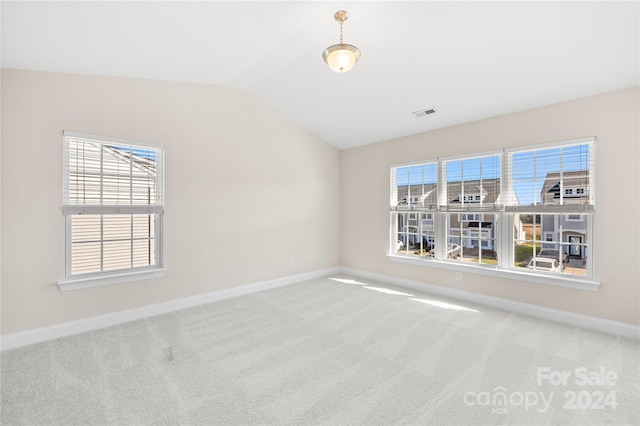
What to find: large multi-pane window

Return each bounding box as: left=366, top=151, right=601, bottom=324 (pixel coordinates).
left=63, top=132, right=164, bottom=280
left=390, top=137, right=595, bottom=282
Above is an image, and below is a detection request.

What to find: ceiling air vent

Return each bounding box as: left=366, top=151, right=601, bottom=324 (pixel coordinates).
left=412, top=108, right=436, bottom=118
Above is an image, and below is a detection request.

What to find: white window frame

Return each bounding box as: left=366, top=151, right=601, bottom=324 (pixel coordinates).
left=58, top=132, right=166, bottom=291
left=389, top=137, right=597, bottom=291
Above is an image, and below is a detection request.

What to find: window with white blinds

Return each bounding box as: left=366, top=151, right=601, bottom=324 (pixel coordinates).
left=389, top=137, right=596, bottom=284
left=63, top=132, right=164, bottom=278
left=390, top=162, right=438, bottom=209
left=504, top=138, right=594, bottom=211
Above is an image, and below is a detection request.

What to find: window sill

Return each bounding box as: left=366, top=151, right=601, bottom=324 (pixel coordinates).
left=387, top=254, right=600, bottom=292
left=57, top=268, right=167, bottom=292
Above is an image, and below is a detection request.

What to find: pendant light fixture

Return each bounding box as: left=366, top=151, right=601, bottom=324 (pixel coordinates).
left=322, top=10, right=361, bottom=73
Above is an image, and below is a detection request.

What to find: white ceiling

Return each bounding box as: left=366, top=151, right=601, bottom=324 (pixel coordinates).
left=2, top=1, right=638, bottom=150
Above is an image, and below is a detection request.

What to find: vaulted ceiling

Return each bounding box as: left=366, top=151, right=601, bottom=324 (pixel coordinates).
left=2, top=1, right=638, bottom=149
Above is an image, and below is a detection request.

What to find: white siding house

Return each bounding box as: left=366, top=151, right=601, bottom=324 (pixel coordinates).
left=539, top=170, right=589, bottom=259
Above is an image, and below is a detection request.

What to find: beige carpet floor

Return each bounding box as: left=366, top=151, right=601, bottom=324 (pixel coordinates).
left=1, top=274, right=638, bottom=425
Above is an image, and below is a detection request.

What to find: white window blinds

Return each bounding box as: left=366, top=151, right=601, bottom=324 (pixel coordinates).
left=63, top=133, right=164, bottom=213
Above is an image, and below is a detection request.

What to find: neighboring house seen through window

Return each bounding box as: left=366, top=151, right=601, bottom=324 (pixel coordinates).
left=390, top=137, right=595, bottom=284
left=62, top=132, right=165, bottom=286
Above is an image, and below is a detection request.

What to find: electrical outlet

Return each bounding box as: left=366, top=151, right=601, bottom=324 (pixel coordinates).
left=456, top=272, right=463, bottom=281
left=288, top=258, right=294, bottom=268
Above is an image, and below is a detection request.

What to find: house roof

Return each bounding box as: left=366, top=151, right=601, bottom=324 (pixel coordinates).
left=397, top=177, right=501, bottom=207
left=540, top=170, right=589, bottom=198
left=105, top=146, right=157, bottom=176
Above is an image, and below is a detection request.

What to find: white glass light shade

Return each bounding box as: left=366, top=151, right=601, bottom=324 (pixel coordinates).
left=322, top=44, right=361, bottom=73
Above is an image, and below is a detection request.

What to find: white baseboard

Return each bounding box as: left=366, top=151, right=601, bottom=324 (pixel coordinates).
left=2, top=265, right=637, bottom=351
left=339, top=267, right=640, bottom=340
left=0, top=267, right=341, bottom=351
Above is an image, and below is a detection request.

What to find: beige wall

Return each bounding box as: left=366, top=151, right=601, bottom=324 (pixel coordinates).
left=1, top=70, right=340, bottom=334
left=2, top=70, right=638, bottom=336
left=341, top=87, right=640, bottom=325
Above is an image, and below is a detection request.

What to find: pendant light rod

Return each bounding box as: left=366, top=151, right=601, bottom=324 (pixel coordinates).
left=335, top=10, right=348, bottom=44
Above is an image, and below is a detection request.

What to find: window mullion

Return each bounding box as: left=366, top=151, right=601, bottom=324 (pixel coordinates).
left=129, top=147, right=134, bottom=269
left=100, top=214, right=104, bottom=273
left=499, top=152, right=511, bottom=269
left=130, top=214, right=134, bottom=269
left=479, top=159, right=483, bottom=207
left=559, top=146, right=564, bottom=205
left=100, top=145, right=104, bottom=206
left=407, top=167, right=411, bottom=205
left=533, top=150, right=537, bottom=205
left=65, top=215, right=72, bottom=277
left=460, top=161, right=465, bottom=207
left=436, top=161, right=443, bottom=208
left=586, top=215, right=594, bottom=278
left=129, top=145, right=133, bottom=205
left=436, top=161, right=446, bottom=259
left=435, top=212, right=445, bottom=260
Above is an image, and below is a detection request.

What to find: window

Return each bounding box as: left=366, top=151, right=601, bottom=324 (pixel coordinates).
left=460, top=194, right=483, bottom=202
left=441, top=153, right=501, bottom=265
left=391, top=162, right=437, bottom=257
left=62, top=132, right=164, bottom=286
left=390, top=137, right=595, bottom=285
left=507, top=140, right=593, bottom=278
left=459, top=213, right=484, bottom=222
